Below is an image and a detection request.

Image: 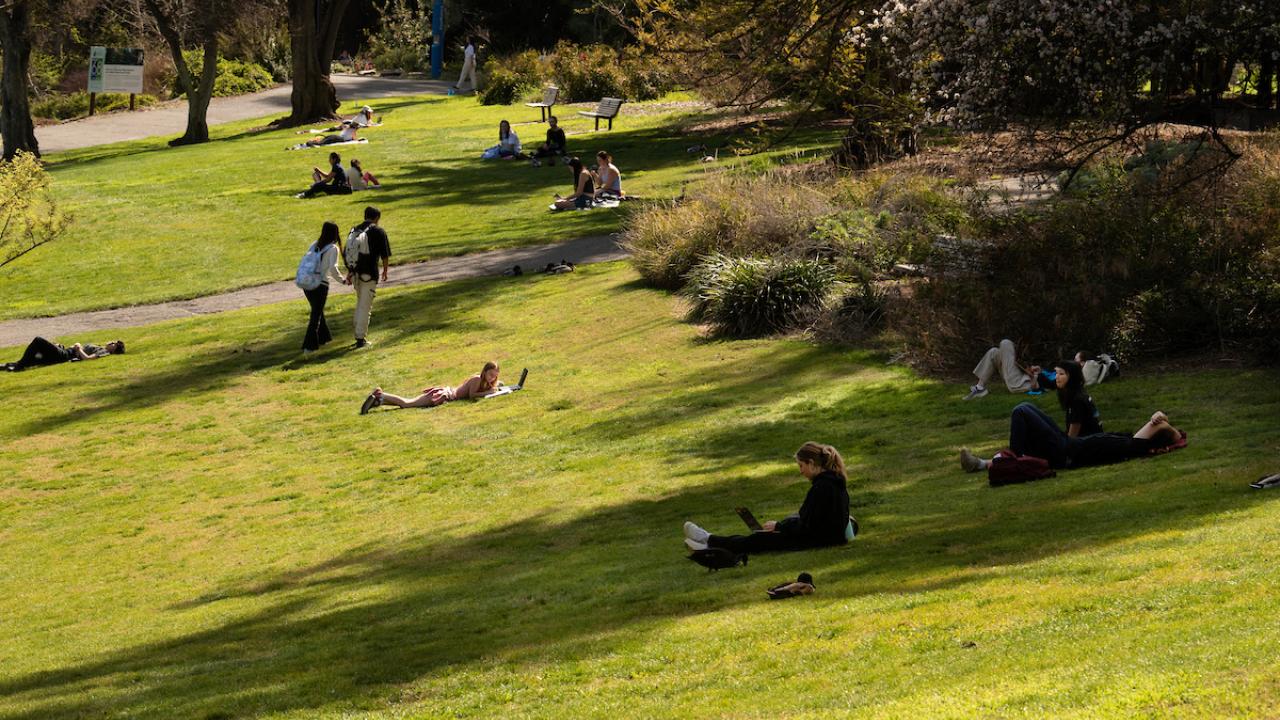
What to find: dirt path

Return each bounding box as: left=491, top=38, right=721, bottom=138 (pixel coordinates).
left=0, top=235, right=626, bottom=348
left=33, top=76, right=450, bottom=154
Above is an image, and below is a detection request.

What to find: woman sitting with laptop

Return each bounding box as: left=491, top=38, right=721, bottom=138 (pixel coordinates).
left=682, top=441, right=853, bottom=554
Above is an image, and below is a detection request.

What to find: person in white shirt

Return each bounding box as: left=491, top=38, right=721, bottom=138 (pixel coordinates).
left=455, top=38, right=477, bottom=91
left=348, top=158, right=380, bottom=191
left=484, top=120, right=525, bottom=160
left=301, top=222, right=348, bottom=352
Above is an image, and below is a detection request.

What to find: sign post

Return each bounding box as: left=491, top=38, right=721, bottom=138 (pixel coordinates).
left=87, top=47, right=145, bottom=115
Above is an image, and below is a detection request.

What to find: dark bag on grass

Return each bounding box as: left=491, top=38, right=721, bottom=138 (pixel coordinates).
left=987, top=449, right=1056, bottom=487
left=688, top=547, right=747, bottom=571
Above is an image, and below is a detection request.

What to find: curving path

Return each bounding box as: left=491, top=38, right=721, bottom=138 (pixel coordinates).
left=0, top=235, right=627, bottom=348
left=33, top=75, right=451, bottom=154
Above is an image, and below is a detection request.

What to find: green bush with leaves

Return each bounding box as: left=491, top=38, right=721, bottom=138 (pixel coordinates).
left=0, top=152, right=70, bottom=269
left=685, top=253, right=837, bottom=337
left=479, top=44, right=675, bottom=105
left=168, top=52, right=274, bottom=98
left=365, top=0, right=429, bottom=72
left=31, top=92, right=159, bottom=121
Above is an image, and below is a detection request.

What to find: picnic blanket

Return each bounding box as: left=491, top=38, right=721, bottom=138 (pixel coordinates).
left=288, top=139, right=369, bottom=150
left=548, top=199, right=621, bottom=212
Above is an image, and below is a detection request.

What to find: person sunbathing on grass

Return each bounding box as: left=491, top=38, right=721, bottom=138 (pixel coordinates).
left=361, top=361, right=502, bottom=414
left=304, top=120, right=361, bottom=147
left=682, top=442, right=853, bottom=555
left=960, top=409, right=1183, bottom=472
left=4, top=337, right=125, bottom=371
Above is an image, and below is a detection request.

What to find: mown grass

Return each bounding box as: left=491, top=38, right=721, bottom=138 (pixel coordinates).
left=2, top=262, right=1279, bottom=718
left=0, top=94, right=839, bottom=321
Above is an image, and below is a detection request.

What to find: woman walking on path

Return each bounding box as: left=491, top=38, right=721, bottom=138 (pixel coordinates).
left=683, top=442, right=853, bottom=554
left=301, top=222, right=347, bottom=353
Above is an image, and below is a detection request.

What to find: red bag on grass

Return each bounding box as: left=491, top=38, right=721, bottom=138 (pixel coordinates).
left=988, top=449, right=1056, bottom=487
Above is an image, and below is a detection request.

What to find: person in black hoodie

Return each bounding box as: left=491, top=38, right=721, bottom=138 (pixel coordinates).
left=683, top=442, right=853, bottom=554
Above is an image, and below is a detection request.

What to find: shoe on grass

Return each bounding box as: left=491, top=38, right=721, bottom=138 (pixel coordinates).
left=960, top=448, right=984, bottom=473
left=963, top=385, right=989, bottom=400
left=683, top=521, right=710, bottom=544
left=684, top=538, right=708, bottom=552
left=359, top=389, right=382, bottom=415
left=354, top=338, right=369, bottom=349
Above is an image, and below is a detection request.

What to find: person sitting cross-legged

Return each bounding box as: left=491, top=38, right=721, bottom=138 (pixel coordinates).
left=361, top=361, right=504, bottom=414
left=531, top=115, right=567, bottom=166
left=683, top=442, right=853, bottom=555
left=5, top=337, right=125, bottom=371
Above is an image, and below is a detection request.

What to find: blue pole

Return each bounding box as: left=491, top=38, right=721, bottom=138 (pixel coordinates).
left=430, top=0, right=444, bottom=80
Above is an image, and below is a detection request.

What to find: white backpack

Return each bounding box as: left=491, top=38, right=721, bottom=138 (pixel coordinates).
left=344, top=224, right=369, bottom=271
left=294, top=243, right=325, bottom=290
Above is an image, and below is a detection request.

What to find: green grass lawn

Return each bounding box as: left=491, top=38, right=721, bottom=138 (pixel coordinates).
left=2, top=262, right=1279, bottom=718
left=0, top=94, right=838, bottom=321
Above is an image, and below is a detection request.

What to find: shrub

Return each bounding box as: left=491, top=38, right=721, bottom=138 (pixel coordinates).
left=550, top=42, right=629, bottom=102
left=167, top=52, right=274, bottom=98
left=364, top=0, right=429, bottom=72
left=0, top=152, right=70, bottom=269
left=479, top=67, right=532, bottom=106
left=31, top=92, right=159, bottom=121
left=686, top=253, right=837, bottom=337
left=897, top=137, right=1280, bottom=365
left=480, top=43, right=676, bottom=105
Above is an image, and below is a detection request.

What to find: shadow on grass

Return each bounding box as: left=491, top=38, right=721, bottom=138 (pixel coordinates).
left=9, top=277, right=502, bottom=437
left=0, top=412, right=1270, bottom=719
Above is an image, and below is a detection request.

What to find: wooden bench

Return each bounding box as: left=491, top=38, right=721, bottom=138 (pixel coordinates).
left=578, top=97, right=624, bottom=131
left=525, top=86, right=559, bottom=123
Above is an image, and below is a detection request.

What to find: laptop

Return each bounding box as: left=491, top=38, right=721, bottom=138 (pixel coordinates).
left=481, top=368, right=529, bottom=399
left=735, top=507, right=763, bottom=532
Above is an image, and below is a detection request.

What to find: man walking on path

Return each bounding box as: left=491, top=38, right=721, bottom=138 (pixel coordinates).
left=347, top=206, right=391, bottom=349
left=454, top=38, right=477, bottom=92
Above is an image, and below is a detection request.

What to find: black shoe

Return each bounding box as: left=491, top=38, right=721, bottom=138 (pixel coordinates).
left=359, top=390, right=382, bottom=415
left=354, top=338, right=368, bottom=349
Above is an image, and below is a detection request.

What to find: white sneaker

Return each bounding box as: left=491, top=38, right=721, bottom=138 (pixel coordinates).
left=963, top=385, right=989, bottom=400
left=960, top=448, right=985, bottom=473
left=684, top=538, right=708, bottom=552
left=683, top=521, right=710, bottom=544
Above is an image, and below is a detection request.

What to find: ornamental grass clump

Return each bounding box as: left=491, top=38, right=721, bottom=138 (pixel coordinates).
left=685, top=253, right=837, bottom=337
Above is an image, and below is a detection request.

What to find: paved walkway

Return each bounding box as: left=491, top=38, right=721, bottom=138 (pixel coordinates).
left=34, top=76, right=450, bottom=154
left=0, top=235, right=627, bottom=347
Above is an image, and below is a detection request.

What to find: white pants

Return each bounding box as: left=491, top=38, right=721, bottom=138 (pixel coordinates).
left=457, top=56, right=476, bottom=89
left=353, top=275, right=378, bottom=340
left=973, top=339, right=1032, bottom=392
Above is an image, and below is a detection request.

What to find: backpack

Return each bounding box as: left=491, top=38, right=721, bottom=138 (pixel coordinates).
left=987, top=449, right=1057, bottom=487
left=344, top=224, right=370, bottom=272
left=294, top=243, right=325, bottom=291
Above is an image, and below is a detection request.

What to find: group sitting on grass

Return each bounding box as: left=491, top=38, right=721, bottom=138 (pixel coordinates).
left=5, top=337, right=125, bottom=371
left=551, top=152, right=624, bottom=210
left=360, top=361, right=504, bottom=413
left=960, top=360, right=1183, bottom=472
left=683, top=442, right=854, bottom=555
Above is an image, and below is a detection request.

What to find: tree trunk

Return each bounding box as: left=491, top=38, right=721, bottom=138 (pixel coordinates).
left=1259, top=53, right=1275, bottom=111
left=0, top=1, right=40, bottom=160
left=145, top=0, right=223, bottom=146
left=278, top=0, right=351, bottom=126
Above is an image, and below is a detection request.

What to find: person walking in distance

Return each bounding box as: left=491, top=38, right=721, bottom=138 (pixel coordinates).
left=455, top=37, right=477, bottom=91
left=344, top=206, right=391, bottom=348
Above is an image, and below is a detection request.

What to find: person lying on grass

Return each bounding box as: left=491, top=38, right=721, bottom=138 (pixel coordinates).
left=4, top=337, right=125, bottom=371
left=304, top=120, right=361, bottom=147
left=360, top=361, right=503, bottom=414
left=961, top=408, right=1182, bottom=472
left=683, top=442, right=853, bottom=554
left=552, top=157, right=596, bottom=210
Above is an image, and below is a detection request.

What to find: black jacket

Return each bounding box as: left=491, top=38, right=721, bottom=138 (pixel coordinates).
left=775, top=470, right=850, bottom=546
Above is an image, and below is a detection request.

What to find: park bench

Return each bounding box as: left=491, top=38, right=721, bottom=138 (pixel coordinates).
left=526, top=86, right=559, bottom=123
left=578, top=97, right=625, bottom=131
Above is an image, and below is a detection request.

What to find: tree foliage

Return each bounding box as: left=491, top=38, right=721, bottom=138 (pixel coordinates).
left=0, top=151, right=69, bottom=269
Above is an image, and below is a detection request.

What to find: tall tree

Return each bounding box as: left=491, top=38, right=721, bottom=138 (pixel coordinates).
left=144, top=0, right=228, bottom=146
left=280, top=0, right=351, bottom=125
left=0, top=0, right=40, bottom=160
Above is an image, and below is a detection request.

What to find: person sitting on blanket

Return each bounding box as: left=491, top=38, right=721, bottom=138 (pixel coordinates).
left=593, top=150, right=624, bottom=199
left=531, top=116, right=567, bottom=166
left=298, top=152, right=352, bottom=198
left=960, top=404, right=1183, bottom=473
left=4, top=337, right=125, bottom=371
left=552, top=157, right=596, bottom=210
left=305, top=119, right=361, bottom=147
left=348, top=158, right=380, bottom=190
left=360, top=361, right=503, bottom=413
left=683, top=442, right=853, bottom=554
